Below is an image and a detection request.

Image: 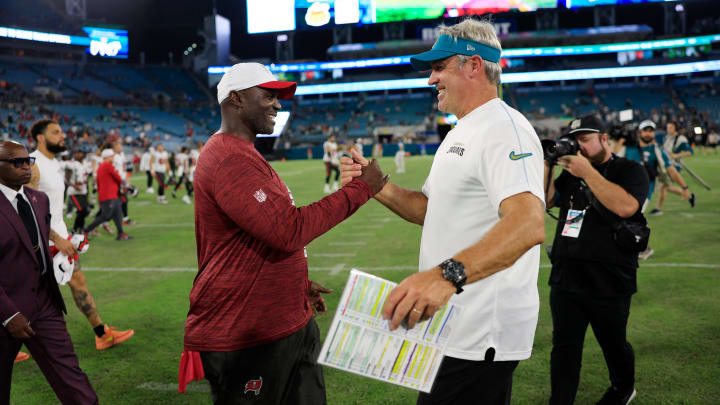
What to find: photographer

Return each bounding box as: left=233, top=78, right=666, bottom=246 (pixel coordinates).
left=543, top=115, right=649, bottom=405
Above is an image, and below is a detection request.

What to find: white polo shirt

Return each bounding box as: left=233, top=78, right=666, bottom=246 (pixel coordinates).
left=420, top=98, right=545, bottom=361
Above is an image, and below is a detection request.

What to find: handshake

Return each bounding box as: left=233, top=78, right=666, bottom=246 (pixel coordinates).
left=340, top=148, right=389, bottom=196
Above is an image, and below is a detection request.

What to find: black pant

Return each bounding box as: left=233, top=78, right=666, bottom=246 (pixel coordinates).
left=324, top=162, right=339, bottom=184
left=417, top=354, right=519, bottom=405
left=84, top=199, right=124, bottom=236
left=156, top=172, right=165, bottom=196
left=69, top=194, right=89, bottom=233
left=145, top=170, right=153, bottom=187
left=200, top=318, right=325, bottom=405
left=118, top=190, right=128, bottom=218
left=549, top=289, right=635, bottom=405
left=174, top=174, right=186, bottom=191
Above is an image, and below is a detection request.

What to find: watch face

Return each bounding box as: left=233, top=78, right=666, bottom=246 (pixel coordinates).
left=442, top=260, right=466, bottom=285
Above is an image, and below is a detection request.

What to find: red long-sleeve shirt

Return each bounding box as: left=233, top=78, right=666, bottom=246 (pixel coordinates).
left=184, top=133, right=373, bottom=351
left=96, top=161, right=122, bottom=202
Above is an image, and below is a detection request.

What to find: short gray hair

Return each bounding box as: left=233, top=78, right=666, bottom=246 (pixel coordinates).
left=438, top=18, right=502, bottom=86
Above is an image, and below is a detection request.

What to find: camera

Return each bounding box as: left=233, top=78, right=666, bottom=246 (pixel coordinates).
left=541, top=137, right=579, bottom=163
left=608, top=108, right=639, bottom=146
left=608, top=123, right=639, bottom=146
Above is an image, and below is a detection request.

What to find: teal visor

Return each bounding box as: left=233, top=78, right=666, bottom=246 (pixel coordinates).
left=410, top=34, right=502, bottom=71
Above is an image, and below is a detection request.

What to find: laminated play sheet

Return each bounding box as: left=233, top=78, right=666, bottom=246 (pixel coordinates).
left=318, top=269, right=462, bottom=393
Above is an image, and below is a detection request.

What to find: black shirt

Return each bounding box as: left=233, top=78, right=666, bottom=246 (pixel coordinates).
left=549, top=155, right=649, bottom=297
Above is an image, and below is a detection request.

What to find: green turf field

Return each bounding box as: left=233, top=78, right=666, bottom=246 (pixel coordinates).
left=10, top=153, right=720, bottom=404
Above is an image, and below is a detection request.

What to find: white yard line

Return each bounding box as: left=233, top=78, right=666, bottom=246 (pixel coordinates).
left=679, top=212, right=720, bottom=218
left=133, top=223, right=195, bottom=228
left=82, top=263, right=720, bottom=273
left=329, top=241, right=367, bottom=246
left=330, top=263, right=346, bottom=276
left=137, top=382, right=210, bottom=393
left=312, top=253, right=357, bottom=257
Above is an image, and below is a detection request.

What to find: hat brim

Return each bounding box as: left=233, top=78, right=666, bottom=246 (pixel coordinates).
left=410, top=50, right=457, bottom=71
left=258, top=81, right=297, bottom=99
left=568, top=128, right=601, bottom=136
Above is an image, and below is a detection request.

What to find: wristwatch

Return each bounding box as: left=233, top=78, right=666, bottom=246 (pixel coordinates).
left=439, top=259, right=467, bottom=294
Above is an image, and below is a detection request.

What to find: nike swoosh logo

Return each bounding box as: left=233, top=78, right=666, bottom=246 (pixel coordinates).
left=509, top=151, right=533, bottom=160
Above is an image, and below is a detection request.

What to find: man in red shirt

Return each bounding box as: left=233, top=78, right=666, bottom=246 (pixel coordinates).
left=183, top=63, right=386, bottom=404
left=83, top=149, right=131, bottom=241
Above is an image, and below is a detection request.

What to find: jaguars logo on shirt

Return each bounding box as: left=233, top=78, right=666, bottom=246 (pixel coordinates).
left=447, top=143, right=465, bottom=157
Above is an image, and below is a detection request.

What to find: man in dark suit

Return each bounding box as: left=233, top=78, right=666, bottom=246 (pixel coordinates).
left=0, top=140, right=97, bottom=404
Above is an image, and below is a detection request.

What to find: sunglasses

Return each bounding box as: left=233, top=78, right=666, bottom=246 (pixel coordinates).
left=0, top=157, right=36, bottom=168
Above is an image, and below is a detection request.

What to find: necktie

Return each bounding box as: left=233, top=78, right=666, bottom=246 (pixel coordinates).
left=16, top=194, right=44, bottom=270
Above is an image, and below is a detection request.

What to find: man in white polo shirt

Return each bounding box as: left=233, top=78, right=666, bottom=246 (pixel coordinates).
left=341, top=19, right=545, bottom=404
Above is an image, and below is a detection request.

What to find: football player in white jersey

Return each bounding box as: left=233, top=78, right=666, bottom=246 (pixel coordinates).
left=112, top=140, right=135, bottom=225
left=140, top=146, right=154, bottom=194
left=28, top=119, right=135, bottom=351
left=172, top=146, right=192, bottom=204
left=66, top=150, right=90, bottom=234
left=186, top=142, right=202, bottom=203
left=394, top=141, right=406, bottom=174
left=149, top=143, right=171, bottom=204
left=322, top=135, right=340, bottom=193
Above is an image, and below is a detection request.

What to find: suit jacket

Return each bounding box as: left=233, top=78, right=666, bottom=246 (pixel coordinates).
left=0, top=186, right=66, bottom=337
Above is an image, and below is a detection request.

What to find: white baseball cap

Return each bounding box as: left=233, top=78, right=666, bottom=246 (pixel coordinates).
left=101, top=149, right=114, bottom=158
left=639, top=119, right=656, bottom=130
left=216, top=63, right=297, bottom=105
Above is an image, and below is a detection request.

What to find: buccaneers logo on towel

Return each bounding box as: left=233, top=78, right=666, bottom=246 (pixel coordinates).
left=244, top=376, right=263, bottom=395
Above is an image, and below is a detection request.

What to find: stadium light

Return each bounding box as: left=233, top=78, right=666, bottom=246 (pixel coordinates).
left=292, top=59, right=720, bottom=95
left=207, top=33, right=720, bottom=75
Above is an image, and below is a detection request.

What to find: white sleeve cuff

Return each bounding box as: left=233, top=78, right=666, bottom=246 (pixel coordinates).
left=2, top=312, right=20, bottom=328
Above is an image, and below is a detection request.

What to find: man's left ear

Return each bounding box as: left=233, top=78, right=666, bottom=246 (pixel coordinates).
left=228, top=91, right=243, bottom=109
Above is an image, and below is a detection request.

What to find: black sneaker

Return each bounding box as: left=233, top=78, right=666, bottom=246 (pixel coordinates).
left=596, top=386, right=636, bottom=405
left=649, top=208, right=663, bottom=216
left=116, top=233, right=133, bottom=241
left=689, top=192, right=696, bottom=208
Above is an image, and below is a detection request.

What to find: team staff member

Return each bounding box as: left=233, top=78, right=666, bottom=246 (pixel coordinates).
left=83, top=149, right=131, bottom=241
left=28, top=119, right=134, bottom=350
left=0, top=140, right=98, bottom=404
left=544, top=115, right=649, bottom=405
left=342, top=19, right=545, bottom=405
left=183, top=63, right=387, bottom=404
